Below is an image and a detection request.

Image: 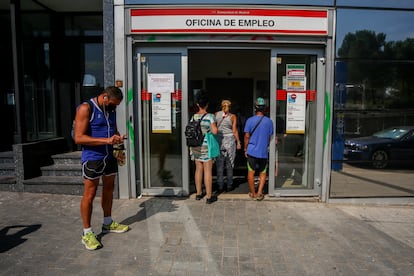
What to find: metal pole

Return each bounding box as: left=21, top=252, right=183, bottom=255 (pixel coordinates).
left=142, top=58, right=151, bottom=189
left=10, top=0, right=26, bottom=143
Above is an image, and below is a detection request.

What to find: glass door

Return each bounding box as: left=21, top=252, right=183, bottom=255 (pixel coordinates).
left=269, top=49, right=324, bottom=197
left=137, top=50, right=185, bottom=195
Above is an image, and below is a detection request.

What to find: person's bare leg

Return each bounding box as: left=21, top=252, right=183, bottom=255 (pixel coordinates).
left=257, top=171, right=267, bottom=196
left=204, top=160, right=213, bottom=199
left=101, top=174, right=115, bottom=217
left=247, top=170, right=256, bottom=197
left=195, top=160, right=203, bottom=195
left=80, top=178, right=99, bottom=228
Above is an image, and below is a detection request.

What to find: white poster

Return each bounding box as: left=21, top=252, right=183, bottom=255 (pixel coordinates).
left=152, top=93, right=172, bottom=133
left=148, top=73, right=174, bottom=93
left=286, top=64, right=306, bottom=92
left=286, top=92, right=306, bottom=134
left=148, top=73, right=174, bottom=133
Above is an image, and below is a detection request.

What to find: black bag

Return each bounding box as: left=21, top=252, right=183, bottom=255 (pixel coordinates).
left=185, top=113, right=207, bottom=147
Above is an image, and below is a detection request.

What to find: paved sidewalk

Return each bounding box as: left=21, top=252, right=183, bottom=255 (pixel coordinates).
left=0, top=191, right=413, bottom=275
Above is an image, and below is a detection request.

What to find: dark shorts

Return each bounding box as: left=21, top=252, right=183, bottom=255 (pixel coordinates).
left=82, top=159, right=118, bottom=179
left=246, top=155, right=268, bottom=173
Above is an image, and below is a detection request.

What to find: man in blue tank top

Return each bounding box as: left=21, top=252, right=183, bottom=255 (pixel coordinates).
left=74, top=86, right=129, bottom=250
left=244, top=97, right=274, bottom=201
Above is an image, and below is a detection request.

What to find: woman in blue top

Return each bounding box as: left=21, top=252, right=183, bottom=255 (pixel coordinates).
left=190, top=91, right=218, bottom=204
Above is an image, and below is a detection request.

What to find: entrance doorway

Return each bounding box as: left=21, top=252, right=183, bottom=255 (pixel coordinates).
left=206, top=78, right=253, bottom=177
left=188, top=49, right=270, bottom=194
left=134, top=46, right=323, bottom=198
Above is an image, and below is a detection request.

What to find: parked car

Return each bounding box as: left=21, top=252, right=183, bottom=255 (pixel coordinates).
left=343, top=126, right=414, bottom=169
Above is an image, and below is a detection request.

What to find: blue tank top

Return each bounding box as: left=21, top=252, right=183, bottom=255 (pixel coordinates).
left=81, top=98, right=117, bottom=162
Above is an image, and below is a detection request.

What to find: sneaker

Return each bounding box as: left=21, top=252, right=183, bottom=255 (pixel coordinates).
left=102, top=221, right=129, bottom=233
left=81, top=232, right=101, bottom=250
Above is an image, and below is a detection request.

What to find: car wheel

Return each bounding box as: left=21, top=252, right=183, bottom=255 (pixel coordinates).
left=371, top=150, right=388, bottom=169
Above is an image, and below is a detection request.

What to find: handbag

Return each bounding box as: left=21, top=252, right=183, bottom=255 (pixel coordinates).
left=206, top=132, right=220, bottom=158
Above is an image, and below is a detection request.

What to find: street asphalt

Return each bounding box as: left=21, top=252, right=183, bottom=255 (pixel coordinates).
left=0, top=191, right=413, bottom=275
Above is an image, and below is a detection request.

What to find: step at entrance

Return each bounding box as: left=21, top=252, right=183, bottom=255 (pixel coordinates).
left=23, top=151, right=89, bottom=195
left=0, top=151, right=16, bottom=189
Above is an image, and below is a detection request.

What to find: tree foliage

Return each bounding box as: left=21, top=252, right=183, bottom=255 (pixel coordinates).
left=337, top=30, right=414, bottom=108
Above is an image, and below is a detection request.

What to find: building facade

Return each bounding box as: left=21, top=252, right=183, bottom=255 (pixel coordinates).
left=1, top=0, right=413, bottom=203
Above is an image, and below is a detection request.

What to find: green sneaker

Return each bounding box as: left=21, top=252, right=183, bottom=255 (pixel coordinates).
left=81, top=232, right=101, bottom=250
left=102, top=221, right=129, bottom=233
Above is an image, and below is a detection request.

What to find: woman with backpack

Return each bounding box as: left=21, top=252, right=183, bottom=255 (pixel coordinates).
left=190, top=91, right=218, bottom=204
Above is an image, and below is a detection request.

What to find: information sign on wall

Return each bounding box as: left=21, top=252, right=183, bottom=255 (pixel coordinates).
left=148, top=73, right=174, bottom=133
left=130, top=8, right=328, bottom=36
left=286, top=92, right=306, bottom=134
left=285, top=64, right=306, bottom=134
left=286, top=64, right=306, bottom=92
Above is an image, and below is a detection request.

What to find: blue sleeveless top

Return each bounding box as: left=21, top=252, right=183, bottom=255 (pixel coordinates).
left=81, top=98, right=117, bottom=163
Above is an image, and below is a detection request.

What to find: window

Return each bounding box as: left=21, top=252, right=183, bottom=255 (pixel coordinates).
left=331, top=8, right=414, bottom=198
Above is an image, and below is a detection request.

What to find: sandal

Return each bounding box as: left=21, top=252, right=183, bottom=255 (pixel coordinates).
left=248, top=192, right=256, bottom=200
left=255, top=194, right=264, bottom=201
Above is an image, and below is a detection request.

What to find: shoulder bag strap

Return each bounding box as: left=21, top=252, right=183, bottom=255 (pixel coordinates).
left=200, top=113, right=207, bottom=121
left=250, top=116, right=264, bottom=136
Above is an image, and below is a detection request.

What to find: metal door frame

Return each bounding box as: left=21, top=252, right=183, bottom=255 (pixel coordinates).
left=134, top=46, right=190, bottom=196
left=268, top=47, right=325, bottom=198
left=131, top=45, right=325, bottom=198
